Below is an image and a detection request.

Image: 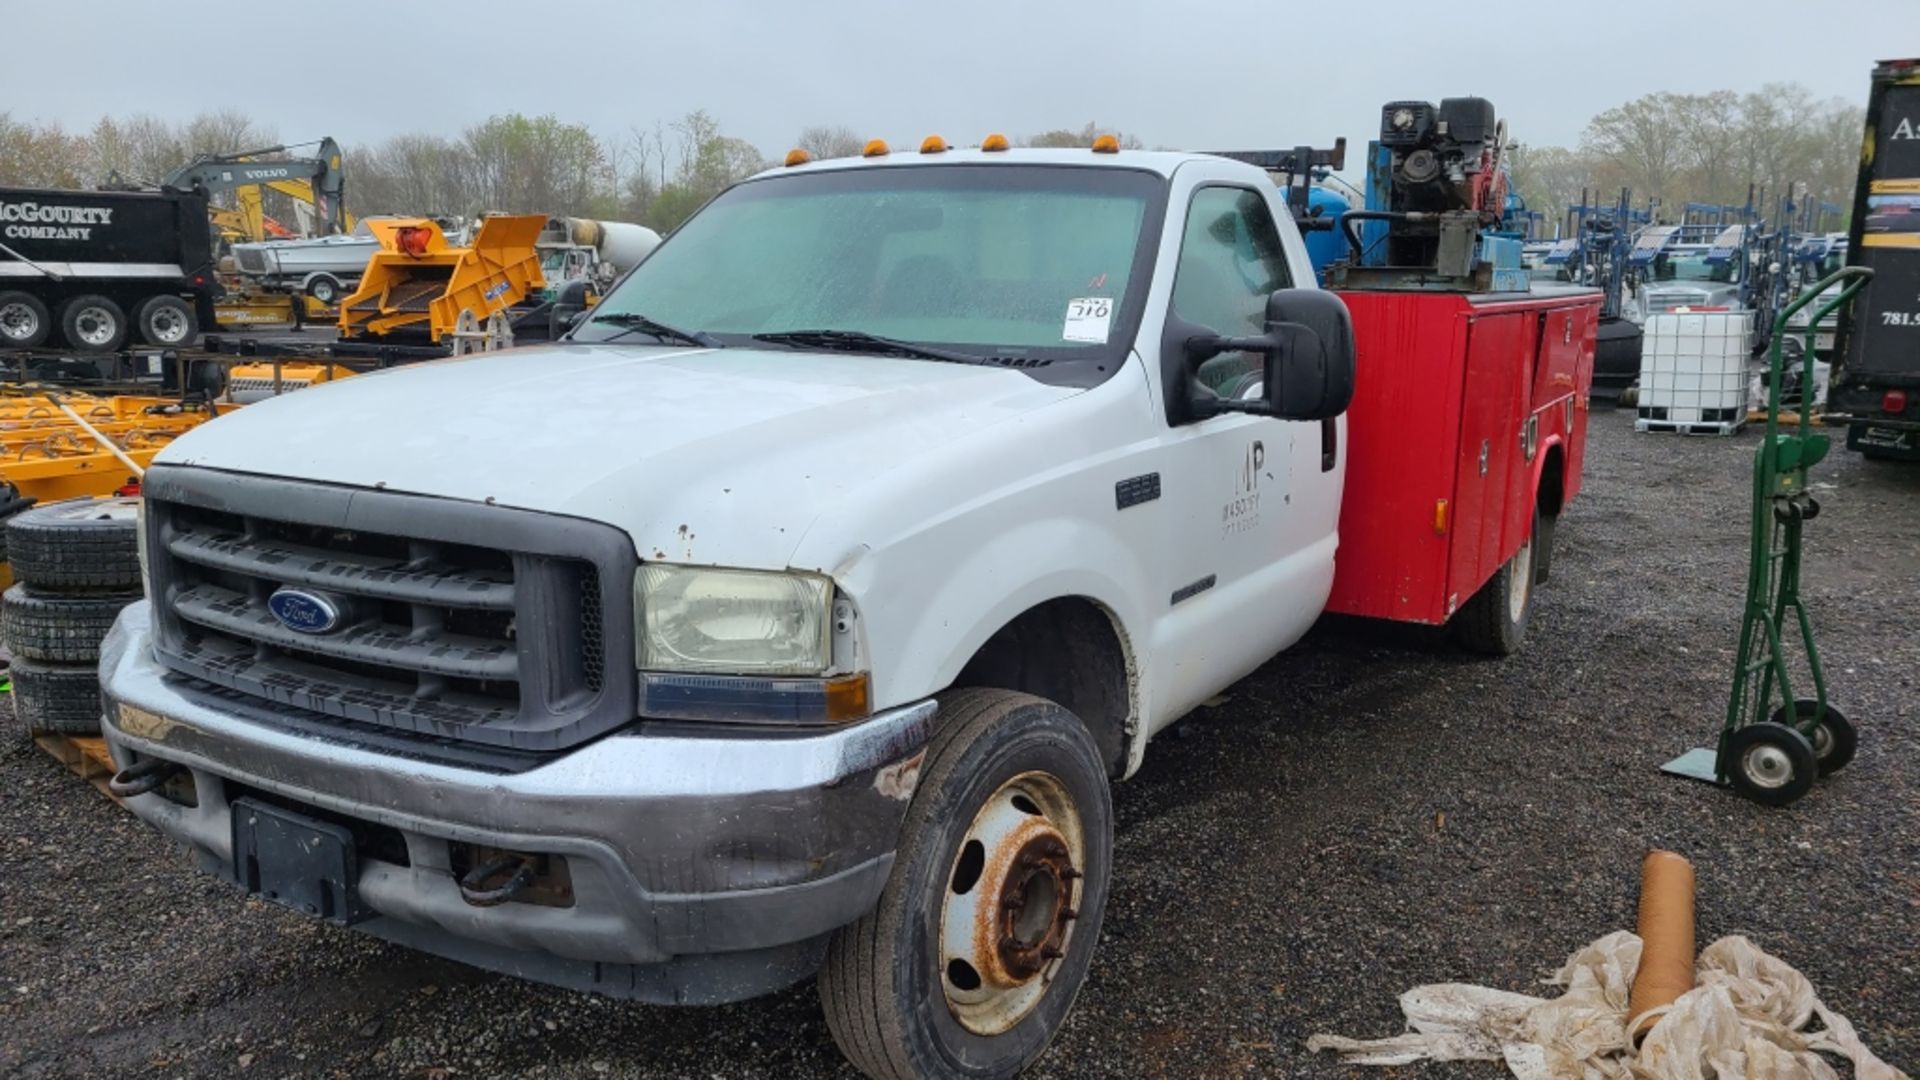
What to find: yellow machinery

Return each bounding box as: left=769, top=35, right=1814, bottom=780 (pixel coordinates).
left=337, top=215, right=547, bottom=346
left=0, top=393, right=220, bottom=503
left=223, top=360, right=356, bottom=403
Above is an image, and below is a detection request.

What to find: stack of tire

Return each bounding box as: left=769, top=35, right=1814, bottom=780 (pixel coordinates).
left=3, top=498, right=142, bottom=739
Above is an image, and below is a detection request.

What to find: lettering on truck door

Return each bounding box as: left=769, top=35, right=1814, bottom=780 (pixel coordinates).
left=1148, top=182, right=1327, bottom=721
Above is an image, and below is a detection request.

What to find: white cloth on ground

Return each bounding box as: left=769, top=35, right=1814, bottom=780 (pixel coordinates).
left=1306, top=932, right=1907, bottom=1080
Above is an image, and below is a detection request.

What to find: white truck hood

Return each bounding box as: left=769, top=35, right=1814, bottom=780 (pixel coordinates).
left=158, top=344, right=1078, bottom=568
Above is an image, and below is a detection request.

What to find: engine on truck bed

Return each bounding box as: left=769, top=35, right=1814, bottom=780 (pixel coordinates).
left=1333, top=97, right=1524, bottom=292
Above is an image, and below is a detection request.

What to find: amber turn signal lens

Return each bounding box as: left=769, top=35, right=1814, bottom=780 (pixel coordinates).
left=824, top=673, right=872, bottom=723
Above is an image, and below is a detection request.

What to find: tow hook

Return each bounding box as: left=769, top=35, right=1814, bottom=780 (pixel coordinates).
left=457, top=855, right=535, bottom=907
left=107, top=757, right=184, bottom=798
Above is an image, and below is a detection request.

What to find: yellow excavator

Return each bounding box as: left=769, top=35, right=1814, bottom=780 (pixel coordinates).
left=156, top=138, right=355, bottom=326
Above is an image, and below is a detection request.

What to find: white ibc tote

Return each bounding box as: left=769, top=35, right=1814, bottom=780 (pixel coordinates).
left=1635, top=311, right=1751, bottom=435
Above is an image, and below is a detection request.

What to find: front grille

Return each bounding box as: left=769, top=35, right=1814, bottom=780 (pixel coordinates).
left=143, top=466, right=638, bottom=751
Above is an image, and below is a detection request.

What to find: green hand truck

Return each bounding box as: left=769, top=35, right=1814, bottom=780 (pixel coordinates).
left=1663, top=266, right=1874, bottom=806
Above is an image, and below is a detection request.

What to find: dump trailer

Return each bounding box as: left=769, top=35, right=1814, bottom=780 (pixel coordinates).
left=1832, top=57, right=1920, bottom=460
left=335, top=215, right=546, bottom=353
left=0, top=187, right=220, bottom=352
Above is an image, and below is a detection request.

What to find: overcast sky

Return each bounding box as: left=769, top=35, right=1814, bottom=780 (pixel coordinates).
left=3, top=0, right=1912, bottom=162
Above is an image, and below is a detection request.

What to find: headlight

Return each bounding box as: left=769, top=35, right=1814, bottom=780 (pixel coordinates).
left=1392, top=107, right=1415, bottom=130
left=636, top=564, right=833, bottom=675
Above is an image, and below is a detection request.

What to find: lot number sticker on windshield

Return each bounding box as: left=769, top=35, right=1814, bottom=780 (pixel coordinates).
left=1063, top=297, right=1113, bottom=343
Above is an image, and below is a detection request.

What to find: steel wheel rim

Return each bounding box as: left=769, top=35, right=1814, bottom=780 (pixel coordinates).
left=73, top=306, right=117, bottom=346
left=938, top=769, right=1085, bottom=1036
left=148, top=305, right=189, bottom=344
left=1508, top=535, right=1534, bottom=623
left=1741, top=743, right=1794, bottom=789
left=1810, top=723, right=1832, bottom=759
left=312, top=280, right=336, bottom=302
left=1, top=301, right=39, bottom=341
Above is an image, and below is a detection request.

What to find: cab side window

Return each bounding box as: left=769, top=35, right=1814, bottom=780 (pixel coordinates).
left=1171, top=187, right=1292, bottom=402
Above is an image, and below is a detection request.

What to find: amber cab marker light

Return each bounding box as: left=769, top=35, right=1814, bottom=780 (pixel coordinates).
left=1434, top=498, right=1450, bottom=536
left=862, top=139, right=890, bottom=158
left=920, top=135, right=948, bottom=154
left=981, top=133, right=1011, bottom=152
left=1091, top=133, right=1121, bottom=153
left=784, top=148, right=812, bottom=167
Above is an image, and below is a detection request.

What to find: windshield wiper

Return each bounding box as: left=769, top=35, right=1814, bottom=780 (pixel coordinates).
left=587, top=312, right=723, bottom=348
left=752, top=329, right=989, bottom=366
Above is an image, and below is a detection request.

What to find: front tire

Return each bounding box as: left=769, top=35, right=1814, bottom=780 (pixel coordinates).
left=820, top=689, right=1114, bottom=1079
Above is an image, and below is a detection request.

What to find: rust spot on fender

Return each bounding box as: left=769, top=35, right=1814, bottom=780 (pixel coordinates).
left=873, top=750, right=926, bottom=801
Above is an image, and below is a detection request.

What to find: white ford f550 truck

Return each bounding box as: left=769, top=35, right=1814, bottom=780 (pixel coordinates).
left=102, top=144, right=1372, bottom=1077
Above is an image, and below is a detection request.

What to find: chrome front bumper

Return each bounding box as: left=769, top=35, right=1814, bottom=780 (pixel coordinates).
left=98, top=603, right=936, bottom=1004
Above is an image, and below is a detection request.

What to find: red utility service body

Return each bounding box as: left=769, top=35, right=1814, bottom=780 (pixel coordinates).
left=1327, top=285, right=1601, bottom=624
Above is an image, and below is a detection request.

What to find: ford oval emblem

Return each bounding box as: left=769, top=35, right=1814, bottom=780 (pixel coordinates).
left=267, top=587, right=343, bottom=634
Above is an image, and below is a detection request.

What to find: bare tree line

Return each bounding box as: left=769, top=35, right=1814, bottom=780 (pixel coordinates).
left=1509, top=83, right=1863, bottom=229
left=1, top=88, right=1865, bottom=237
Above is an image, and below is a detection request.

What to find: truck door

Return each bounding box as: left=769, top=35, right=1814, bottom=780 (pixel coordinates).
left=1146, top=182, right=1336, bottom=721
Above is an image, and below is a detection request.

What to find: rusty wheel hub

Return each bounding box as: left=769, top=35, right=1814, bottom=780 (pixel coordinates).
left=938, top=771, right=1085, bottom=1036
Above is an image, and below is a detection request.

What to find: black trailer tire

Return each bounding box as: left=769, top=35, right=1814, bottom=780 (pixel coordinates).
left=819, top=688, right=1113, bottom=1080
left=136, top=295, right=197, bottom=348
left=1, top=584, right=138, bottom=663
left=59, top=294, right=129, bottom=353
left=1724, top=722, right=1817, bottom=806
left=1453, top=508, right=1538, bottom=656
left=9, top=657, right=103, bottom=736
left=0, top=290, right=53, bottom=349
left=5, top=498, right=142, bottom=590
left=306, top=275, right=342, bottom=305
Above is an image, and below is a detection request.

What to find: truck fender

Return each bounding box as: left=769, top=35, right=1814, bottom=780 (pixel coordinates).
left=1531, top=432, right=1568, bottom=517
left=842, top=517, right=1152, bottom=777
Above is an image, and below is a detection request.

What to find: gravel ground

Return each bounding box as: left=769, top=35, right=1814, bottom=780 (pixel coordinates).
left=3, top=411, right=1916, bottom=1079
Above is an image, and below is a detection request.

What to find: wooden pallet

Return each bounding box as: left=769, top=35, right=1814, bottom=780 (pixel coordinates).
left=32, top=731, right=124, bottom=806
left=1745, top=407, right=1826, bottom=424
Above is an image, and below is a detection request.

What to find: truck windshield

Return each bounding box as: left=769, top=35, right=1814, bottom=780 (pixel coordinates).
left=1658, top=249, right=1740, bottom=284
left=578, top=164, right=1163, bottom=362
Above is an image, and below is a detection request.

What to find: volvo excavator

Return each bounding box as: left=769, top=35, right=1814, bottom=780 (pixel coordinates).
left=145, top=138, right=356, bottom=327
left=161, top=137, right=351, bottom=244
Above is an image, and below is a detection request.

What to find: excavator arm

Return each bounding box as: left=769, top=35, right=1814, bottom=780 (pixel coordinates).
left=163, top=137, right=350, bottom=238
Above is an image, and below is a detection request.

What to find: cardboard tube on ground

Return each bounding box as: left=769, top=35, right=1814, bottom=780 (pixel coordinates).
left=1628, top=850, right=1697, bottom=1042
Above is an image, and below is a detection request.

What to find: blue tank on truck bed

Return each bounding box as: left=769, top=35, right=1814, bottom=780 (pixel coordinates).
left=0, top=185, right=220, bottom=354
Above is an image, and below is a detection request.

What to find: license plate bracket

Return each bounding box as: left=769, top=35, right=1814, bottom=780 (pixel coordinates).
left=230, top=798, right=371, bottom=924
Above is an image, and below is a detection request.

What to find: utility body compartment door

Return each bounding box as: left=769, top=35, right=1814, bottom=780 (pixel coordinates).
left=1446, top=310, right=1531, bottom=611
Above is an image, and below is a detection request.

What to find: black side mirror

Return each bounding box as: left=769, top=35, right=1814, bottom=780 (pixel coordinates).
left=1183, top=288, right=1355, bottom=421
